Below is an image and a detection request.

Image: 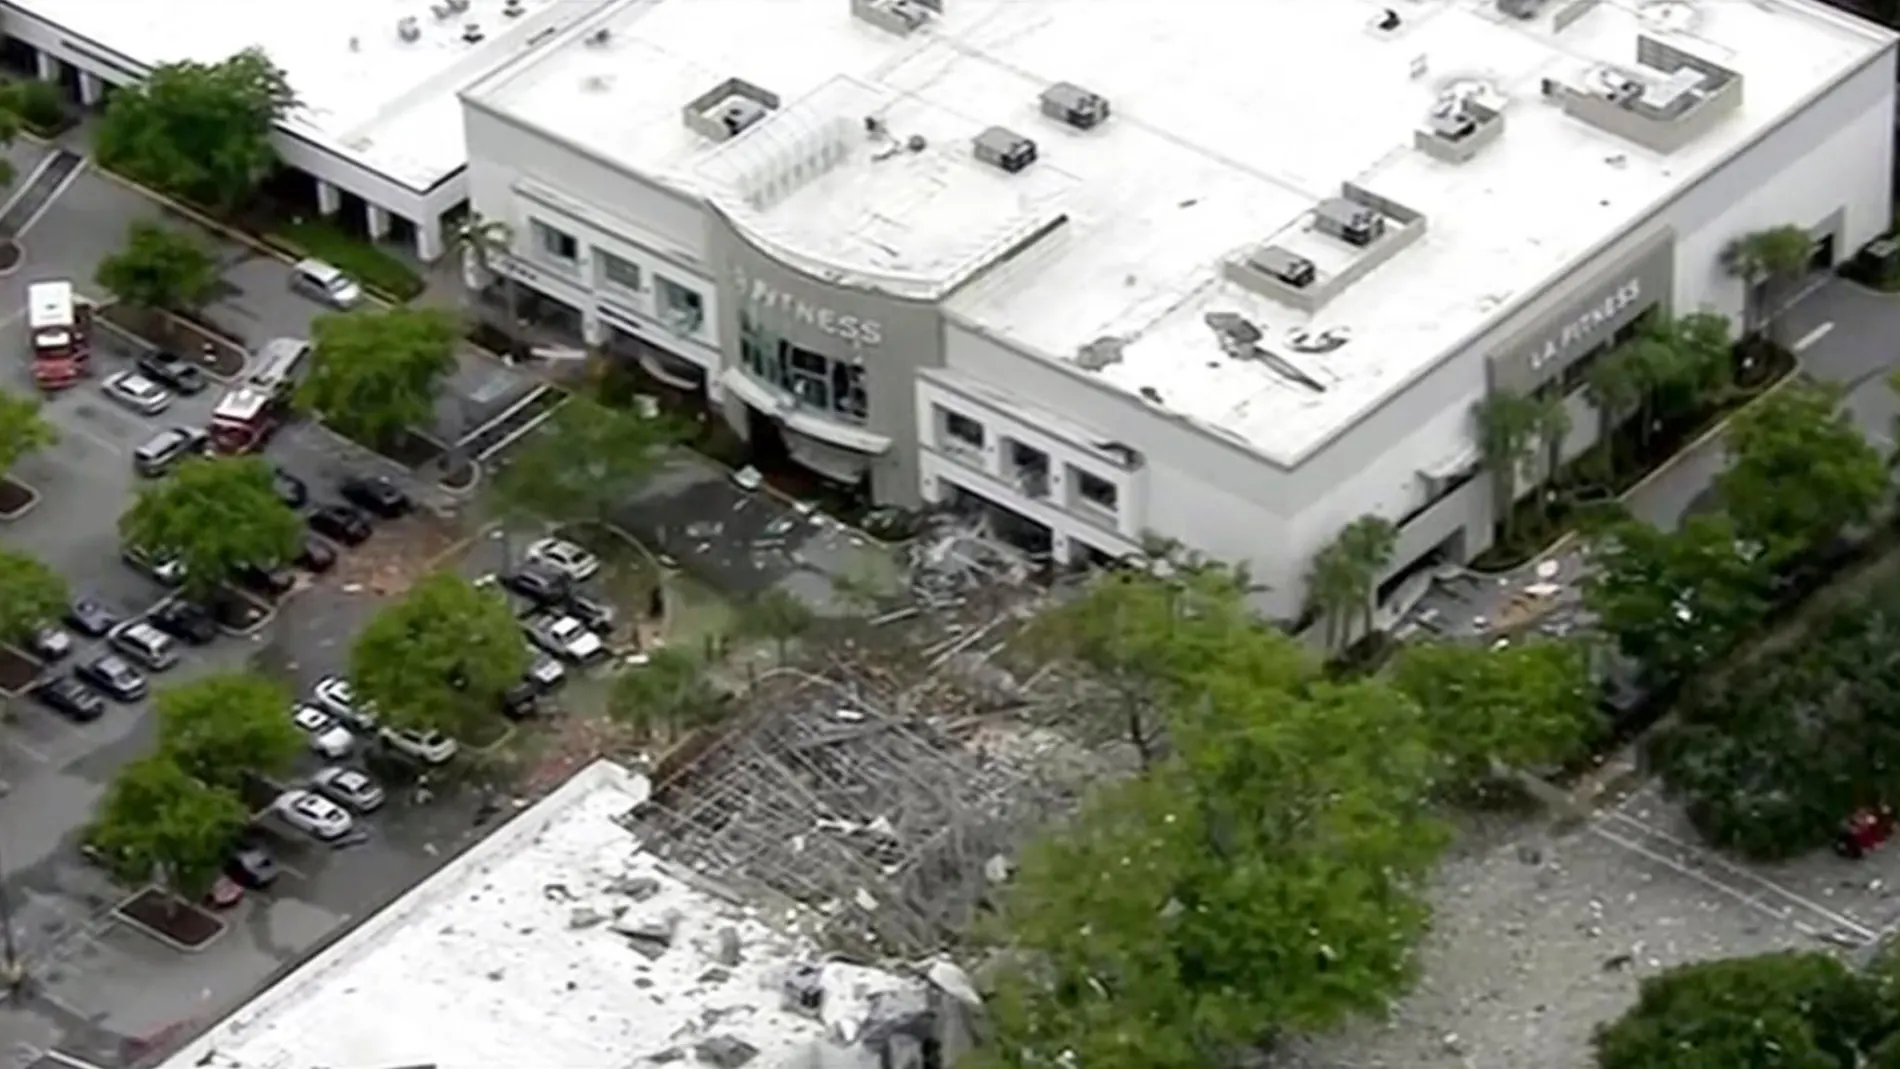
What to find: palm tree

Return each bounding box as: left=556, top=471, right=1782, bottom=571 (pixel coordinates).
left=453, top=212, right=517, bottom=320
left=1722, top=226, right=1814, bottom=344
left=1306, top=515, right=1396, bottom=651
left=1474, top=390, right=1543, bottom=541
left=1670, top=311, right=1736, bottom=400
left=1619, top=330, right=1682, bottom=454
left=1532, top=393, right=1573, bottom=524
left=1584, top=348, right=1644, bottom=478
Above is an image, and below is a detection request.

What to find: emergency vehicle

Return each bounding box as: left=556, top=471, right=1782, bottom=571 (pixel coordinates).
left=27, top=281, right=90, bottom=390
left=210, top=338, right=309, bottom=455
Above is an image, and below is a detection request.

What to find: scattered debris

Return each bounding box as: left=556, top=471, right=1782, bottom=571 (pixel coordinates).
left=693, top=1034, right=760, bottom=1068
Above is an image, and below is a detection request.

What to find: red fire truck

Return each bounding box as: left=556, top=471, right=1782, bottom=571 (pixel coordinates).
left=27, top=280, right=90, bottom=391
left=210, top=338, right=309, bottom=455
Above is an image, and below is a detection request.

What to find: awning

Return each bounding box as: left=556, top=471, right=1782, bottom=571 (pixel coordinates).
left=720, top=368, right=892, bottom=456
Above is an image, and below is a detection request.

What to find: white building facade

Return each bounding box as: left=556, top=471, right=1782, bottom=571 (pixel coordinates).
left=462, top=0, right=1896, bottom=623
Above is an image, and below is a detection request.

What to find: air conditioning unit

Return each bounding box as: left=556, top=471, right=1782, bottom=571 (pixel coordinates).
left=718, top=98, right=769, bottom=137
left=972, top=126, right=1038, bottom=173
left=1245, top=246, right=1316, bottom=289
left=1039, top=82, right=1111, bottom=131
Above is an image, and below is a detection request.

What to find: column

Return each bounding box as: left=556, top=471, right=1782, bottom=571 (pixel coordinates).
left=1051, top=531, right=1074, bottom=566
left=315, top=180, right=341, bottom=217
left=33, top=50, right=57, bottom=83
left=414, top=219, right=443, bottom=263
left=581, top=310, right=606, bottom=347
left=365, top=203, right=391, bottom=241
left=77, top=71, right=103, bottom=108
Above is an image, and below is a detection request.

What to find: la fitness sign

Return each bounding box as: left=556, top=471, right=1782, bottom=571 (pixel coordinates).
left=730, top=266, right=884, bottom=347
left=1524, top=277, right=1643, bottom=371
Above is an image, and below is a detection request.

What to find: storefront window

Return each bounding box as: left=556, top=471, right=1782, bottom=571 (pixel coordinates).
left=736, top=316, right=870, bottom=425
left=656, top=276, right=705, bottom=335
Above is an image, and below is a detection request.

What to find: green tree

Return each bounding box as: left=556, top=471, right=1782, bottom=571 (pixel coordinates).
left=0, top=389, right=57, bottom=478
left=1667, top=311, right=1736, bottom=404
left=1532, top=392, right=1573, bottom=519
left=119, top=456, right=303, bottom=600
left=490, top=396, right=682, bottom=532
left=1713, top=381, right=1886, bottom=567
left=607, top=649, right=720, bottom=739
left=452, top=212, right=516, bottom=313
left=87, top=755, right=247, bottom=897
left=93, top=49, right=295, bottom=211
left=154, top=673, right=301, bottom=792
left=1474, top=389, right=1542, bottom=540
left=1722, top=225, right=1815, bottom=343
left=1391, top=638, right=1601, bottom=799
left=1583, top=347, right=1645, bottom=477
left=296, top=307, right=458, bottom=449
left=0, top=90, right=20, bottom=188
left=740, top=589, right=815, bottom=666
left=1581, top=513, right=1773, bottom=687
left=95, top=221, right=220, bottom=312
left=351, top=572, right=529, bottom=738
left=1595, top=952, right=1895, bottom=1069
left=1305, top=515, right=1397, bottom=652
left=0, top=548, right=67, bottom=644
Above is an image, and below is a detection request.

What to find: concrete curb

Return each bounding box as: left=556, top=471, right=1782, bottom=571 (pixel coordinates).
left=214, top=589, right=278, bottom=638
left=0, top=237, right=26, bottom=278
left=436, top=459, right=483, bottom=500
left=0, top=476, right=42, bottom=522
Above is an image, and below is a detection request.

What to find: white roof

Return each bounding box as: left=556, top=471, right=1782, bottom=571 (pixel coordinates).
left=14, top=0, right=609, bottom=191
left=155, top=761, right=857, bottom=1069
left=26, top=280, right=73, bottom=329
left=467, top=0, right=1887, bottom=464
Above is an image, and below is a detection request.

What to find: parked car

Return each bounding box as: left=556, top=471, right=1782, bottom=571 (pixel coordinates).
left=311, top=766, right=385, bottom=812
left=26, top=625, right=72, bottom=661
left=291, top=704, right=355, bottom=759
left=63, top=597, right=119, bottom=638
left=76, top=653, right=147, bottom=702
left=295, top=535, right=337, bottom=573
left=101, top=370, right=173, bottom=416
left=500, top=563, right=568, bottom=606
left=289, top=258, right=363, bottom=310
left=272, top=789, right=354, bottom=841
left=499, top=680, right=541, bottom=720
left=204, top=875, right=245, bottom=909
left=312, top=675, right=362, bottom=721
left=524, top=537, right=601, bottom=583
left=234, top=562, right=297, bottom=599
left=108, top=620, right=180, bottom=671
left=147, top=598, right=218, bottom=645
left=308, top=504, right=372, bottom=546
left=30, top=676, right=105, bottom=722
left=524, top=613, right=605, bottom=663
left=560, top=590, right=616, bottom=634
left=135, top=350, right=206, bottom=395
left=122, top=544, right=186, bottom=587
left=132, top=426, right=208, bottom=477
left=226, top=839, right=280, bottom=889
left=340, top=476, right=410, bottom=519
left=525, top=653, right=567, bottom=692
left=380, top=726, right=457, bottom=765
left=271, top=467, right=310, bottom=510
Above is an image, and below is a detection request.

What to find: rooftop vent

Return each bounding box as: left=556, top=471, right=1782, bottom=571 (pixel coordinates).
left=1542, top=36, right=1741, bottom=153
left=1497, top=0, right=1549, bottom=17
left=1040, top=82, right=1111, bottom=131
left=1075, top=336, right=1126, bottom=371
left=502, top=0, right=525, bottom=17
left=1371, top=8, right=1402, bottom=32
left=461, top=22, right=484, bottom=43
left=1315, top=198, right=1385, bottom=248
left=851, top=0, right=941, bottom=36
left=396, top=16, right=421, bottom=42
left=1244, top=246, right=1316, bottom=289
left=682, top=77, right=781, bottom=143
left=972, top=126, right=1038, bottom=174
left=1413, top=90, right=1505, bottom=164
left=585, top=27, right=612, bottom=46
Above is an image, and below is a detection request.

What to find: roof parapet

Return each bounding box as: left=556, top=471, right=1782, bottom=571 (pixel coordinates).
left=1540, top=35, right=1742, bottom=154
left=1223, top=183, right=1427, bottom=313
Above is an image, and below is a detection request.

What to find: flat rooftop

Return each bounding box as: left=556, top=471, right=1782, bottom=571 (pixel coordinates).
left=16, top=0, right=604, bottom=191
left=154, top=762, right=858, bottom=1069
left=468, top=0, right=1890, bottom=463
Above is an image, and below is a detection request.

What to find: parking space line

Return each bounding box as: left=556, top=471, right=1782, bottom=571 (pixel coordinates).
left=8, top=735, right=50, bottom=764
left=15, top=157, right=86, bottom=238
left=62, top=421, right=125, bottom=458
left=1794, top=321, right=1835, bottom=353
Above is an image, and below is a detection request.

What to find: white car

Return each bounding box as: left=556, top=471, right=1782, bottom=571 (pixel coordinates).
left=380, top=726, right=458, bottom=765
left=311, top=766, right=385, bottom=812
left=273, top=789, right=353, bottom=841
left=525, top=654, right=567, bottom=691
left=523, top=537, right=601, bottom=582
left=525, top=613, right=604, bottom=663
left=311, top=674, right=376, bottom=730
left=102, top=370, right=174, bottom=416
left=291, top=703, right=354, bottom=759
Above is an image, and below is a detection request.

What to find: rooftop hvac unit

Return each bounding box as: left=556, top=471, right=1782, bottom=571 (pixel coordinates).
left=972, top=126, right=1038, bottom=173
left=1075, top=336, right=1126, bottom=371
left=1039, top=82, right=1111, bottom=130
left=502, top=0, right=525, bottom=17
left=461, top=22, right=484, bottom=43
left=586, top=27, right=612, bottom=46
left=396, top=16, right=421, bottom=41
left=717, top=97, right=770, bottom=137
left=1497, top=0, right=1548, bottom=17
left=1428, top=108, right=1477, bottom=140
left=1314, top=198, right=1385, bottom=247
left=1246, top=245, right=1316, bottom=288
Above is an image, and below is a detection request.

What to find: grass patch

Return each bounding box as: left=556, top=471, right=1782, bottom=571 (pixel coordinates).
left=272, top=219, right=424, bottom=301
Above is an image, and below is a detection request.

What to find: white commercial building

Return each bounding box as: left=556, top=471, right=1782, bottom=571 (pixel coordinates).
left=462, top=0, right=1893, bottom=623
left=0, top=0, right=613, bottom=260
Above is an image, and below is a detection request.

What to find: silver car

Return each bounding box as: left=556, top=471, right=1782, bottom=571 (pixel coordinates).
left=525, top=613, right=604, bottom=663
left=311, top=766, right=385, bottom=812
left=102, top=370, right=173, bottom=415
left=272, top=789, right=353, bottom=841
left=289, top=258, right=363, bottom=309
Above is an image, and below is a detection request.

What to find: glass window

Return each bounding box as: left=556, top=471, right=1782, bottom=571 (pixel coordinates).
left=599, top=250, right=641, bottom=292
left=942, top=408, right=984, bottom=448
left=1074, top=468, right=1118, bottom=511
left=656, top=276, right=704, bottom=334
left=532, top=219, right=577, bottom=263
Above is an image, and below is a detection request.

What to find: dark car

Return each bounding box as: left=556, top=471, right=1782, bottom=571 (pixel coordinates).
left=271, top=467, right=309, bottom=510
left=339, top=476, right=411, bottom=519
left=234, top=562, right=297, bottom=599
left=76, top=653, right=147, bottom=702
left=147, top=598, right=219, bottom=645
left=63, top=597, right=120, bottom=638
left=30, top=676, right=105, bottom=722
left=226, top=839, right=279, bottom=889
left=560, top=590, right=616, bottom=634
left=499, top=680, right=542, bottom=721
left=309, top=504, right=372, bottom=546
left=135, top=350, right=207, bottom=395
left=295, top=535, right=337, bottom=573
left=500, top=563, right=568, bottom=606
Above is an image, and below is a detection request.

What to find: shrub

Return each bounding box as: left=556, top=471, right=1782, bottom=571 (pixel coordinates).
left=274, top=219, right=423, bottom=300
left=9, top=80, right=68, bottom=135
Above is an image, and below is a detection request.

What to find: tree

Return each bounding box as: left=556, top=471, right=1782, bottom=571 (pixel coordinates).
left=87, top=756, right=247, bottom=897
left=1713, top=381, right=1886, bottom=567
left=154, top=673, right=301, bottom=792
left=119, top=456, right=303, bottom=600
left=1391, top=638, right=1601, bottom=799
left=93, top=49, right=295, bottom=211
left=1532, top=392, right=1573, bottom=518
left=1722, top=225, right=1814, bottom=343
left=1666, top=311, right=1736, bottom=404
left=351, top=571, right=529, bottom=738
left=740, top=589, right=814, bottom=665
left=0, top=548, right=67, bottom=644
left=1583, top=347, right=1645, bottom=477
left=0, top=389, right=57, bottom=478
left=453, top=212, right=516, bottom=312
left=95, top=221, right=220, bottom=312
left=1473, top=389, right=1542, bottom=539
left=607, top=649, right=720, bottom=739
left=0, top=91, right=19, bottom=188
left=1305, top=515, right=1396, bottom=652
left=1595, top=952, right=1896, bottom=1069
left=296, top=307, right=458, bottom=449
left=490, top=396, right=682, bottom=532
left=1582, top=513, right=1773, bottom=686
